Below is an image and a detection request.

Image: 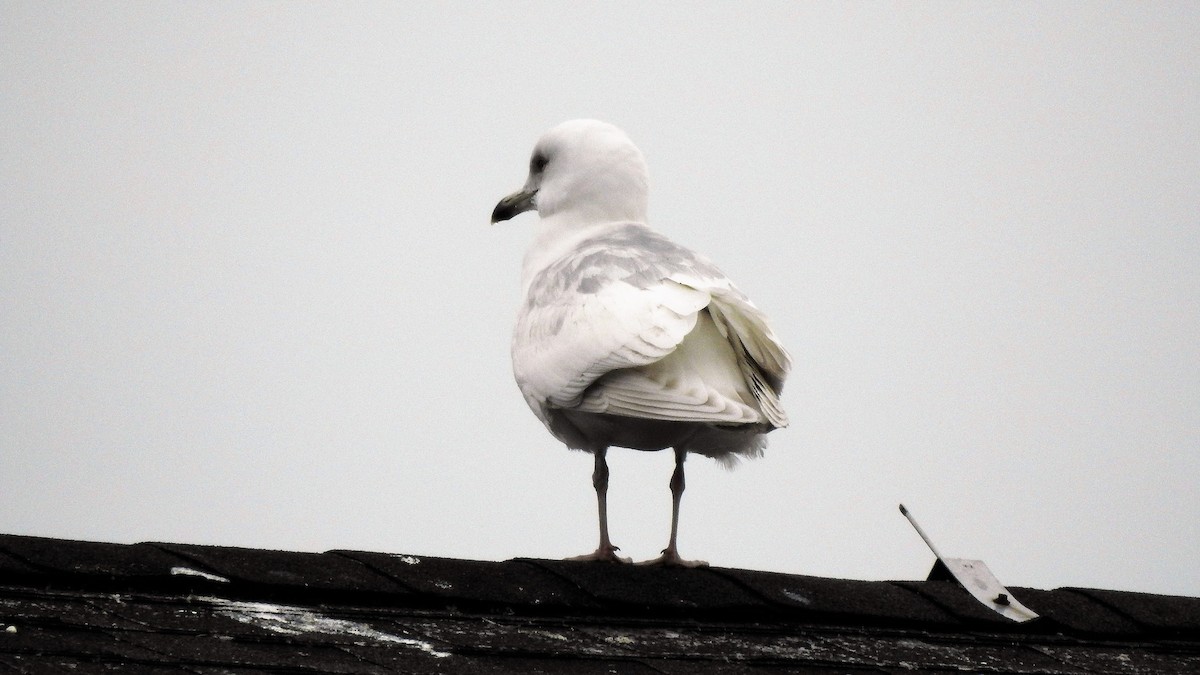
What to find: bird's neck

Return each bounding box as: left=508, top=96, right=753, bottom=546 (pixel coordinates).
left=519, top=217, right=633, bottom=297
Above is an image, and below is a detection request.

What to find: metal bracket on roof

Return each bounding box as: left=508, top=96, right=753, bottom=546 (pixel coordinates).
left=899, top=504, right=1039, bottom=623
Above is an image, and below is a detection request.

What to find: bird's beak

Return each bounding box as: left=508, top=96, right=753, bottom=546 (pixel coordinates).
left=491, top=188, right=537, bottom=223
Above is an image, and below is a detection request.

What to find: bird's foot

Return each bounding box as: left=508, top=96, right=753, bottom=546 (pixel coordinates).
left=636, top=547, right=708, bottom=568
left=566, top=545, right=632, bottom=564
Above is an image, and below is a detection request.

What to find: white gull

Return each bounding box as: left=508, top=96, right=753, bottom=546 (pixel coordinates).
left=492, top=119, right=791, bottom=566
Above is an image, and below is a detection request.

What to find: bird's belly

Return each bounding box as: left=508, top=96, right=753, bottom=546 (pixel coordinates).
left=558, top=410, right=702, bottom=451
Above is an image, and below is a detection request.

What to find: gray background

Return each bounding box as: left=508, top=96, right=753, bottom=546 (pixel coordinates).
left=3, top=2, right=1197, bottom=596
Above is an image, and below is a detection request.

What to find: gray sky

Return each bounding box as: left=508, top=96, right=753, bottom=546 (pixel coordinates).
left=3, top=2, right=1198, bottom=597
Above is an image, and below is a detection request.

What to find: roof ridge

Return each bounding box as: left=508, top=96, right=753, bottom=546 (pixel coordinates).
left=3, top=532, right=1199, bottom=673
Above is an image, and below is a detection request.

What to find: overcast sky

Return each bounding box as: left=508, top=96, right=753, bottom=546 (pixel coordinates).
left=3, top=2, right=1198, bottom=597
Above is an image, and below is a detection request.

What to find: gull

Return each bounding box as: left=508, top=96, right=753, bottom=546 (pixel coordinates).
left=491, top=120, right=791, bottom=566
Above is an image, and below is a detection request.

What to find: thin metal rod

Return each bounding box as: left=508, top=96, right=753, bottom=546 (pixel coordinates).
left=899, top=504, right=944, bottom=560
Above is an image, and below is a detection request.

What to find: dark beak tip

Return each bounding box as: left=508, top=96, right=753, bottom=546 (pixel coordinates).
left=491, top=189, right=537, bottom=224
left=491, top=201, right=516, bottom=224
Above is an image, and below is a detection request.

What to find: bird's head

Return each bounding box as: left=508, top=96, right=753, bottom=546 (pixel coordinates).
left=491, top=119, right=649, bottom=225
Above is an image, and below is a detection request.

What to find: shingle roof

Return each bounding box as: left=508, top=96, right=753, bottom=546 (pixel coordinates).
left=1, top=533, right=1198, bottom=673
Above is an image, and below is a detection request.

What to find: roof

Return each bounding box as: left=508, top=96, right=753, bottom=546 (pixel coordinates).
left=1, top=533, right=1198, bottom=673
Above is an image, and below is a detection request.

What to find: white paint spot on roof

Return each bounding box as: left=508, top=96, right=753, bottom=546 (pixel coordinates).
left=196, top=596, right=451, bottom=658
left=536, top=630, right=570, bottom=642
left=171, top=567, right=230, bottom=583
left=781, top=589, right=811, bottom=605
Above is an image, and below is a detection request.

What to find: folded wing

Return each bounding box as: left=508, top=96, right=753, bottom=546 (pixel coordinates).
left=512, top=224, right=790, bottom=428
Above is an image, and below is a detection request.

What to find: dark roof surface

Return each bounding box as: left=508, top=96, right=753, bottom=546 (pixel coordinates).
left=1, top=533, right=1198, bottom=673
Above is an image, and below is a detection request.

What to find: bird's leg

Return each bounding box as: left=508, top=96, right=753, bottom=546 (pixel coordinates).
left=593, top=447, right=617, bottom=553
left=567, top=447, right=630, bottom=563
left=639, top=448, right=708, bottom=567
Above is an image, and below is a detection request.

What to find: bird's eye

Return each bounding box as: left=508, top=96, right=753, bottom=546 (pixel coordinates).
left=530, top=152, right=549, bottom=174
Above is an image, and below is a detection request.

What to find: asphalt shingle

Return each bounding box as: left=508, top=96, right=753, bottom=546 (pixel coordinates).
left=1, top=533, right=1198, bottom=674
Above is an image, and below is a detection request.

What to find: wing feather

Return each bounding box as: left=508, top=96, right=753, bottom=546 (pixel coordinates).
left=513, top=277, right=709, bottom=409
left=572, top=309, right=763, bottom=423
left=512, top=222, right=790, bottom=429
